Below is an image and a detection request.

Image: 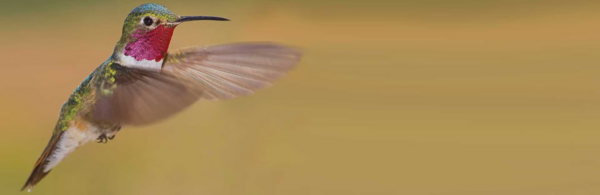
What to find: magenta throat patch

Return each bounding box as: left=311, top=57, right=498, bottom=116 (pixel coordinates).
left=124, top=25, right=175, bottom=62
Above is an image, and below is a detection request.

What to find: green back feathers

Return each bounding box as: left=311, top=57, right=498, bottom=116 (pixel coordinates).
left=56, top=71, right=94, bottom=132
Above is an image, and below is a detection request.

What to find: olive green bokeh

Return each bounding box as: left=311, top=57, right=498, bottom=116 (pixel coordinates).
left=2, top=0, right=600, bottom=194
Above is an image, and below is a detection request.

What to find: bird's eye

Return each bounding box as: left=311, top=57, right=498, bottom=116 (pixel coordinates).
left=143, top=17, right=153, bottom=26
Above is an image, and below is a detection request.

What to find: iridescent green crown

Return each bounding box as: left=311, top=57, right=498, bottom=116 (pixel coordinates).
left=128, top=3, right=178, bottom=21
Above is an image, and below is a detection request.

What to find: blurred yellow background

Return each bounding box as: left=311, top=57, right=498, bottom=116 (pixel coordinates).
left=2, top=0, right=600, bottom=194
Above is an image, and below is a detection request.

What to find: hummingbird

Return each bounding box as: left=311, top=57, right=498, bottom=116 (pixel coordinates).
left=21, top=3, right=301, bottom=192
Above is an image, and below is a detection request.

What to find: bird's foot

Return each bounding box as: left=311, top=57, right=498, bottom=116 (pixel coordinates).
left=96, top=134, right=108, bottom=144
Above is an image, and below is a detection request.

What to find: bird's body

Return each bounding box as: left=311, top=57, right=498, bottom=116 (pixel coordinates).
left=22, top=3, right=301, bottom=192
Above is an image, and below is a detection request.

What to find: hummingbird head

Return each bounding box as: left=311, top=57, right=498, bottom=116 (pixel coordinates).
left=112, top=3, right=228, bottom=71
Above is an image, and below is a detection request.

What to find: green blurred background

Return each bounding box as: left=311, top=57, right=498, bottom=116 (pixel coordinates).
left=2, top=0, right=600, bottom=194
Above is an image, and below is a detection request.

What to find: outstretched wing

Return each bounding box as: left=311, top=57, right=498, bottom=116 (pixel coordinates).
left=93, top=64, right=203, bottom=125
left=93, top=42, right=301, bottom=126
left=162, top=42, right=302, bottom=100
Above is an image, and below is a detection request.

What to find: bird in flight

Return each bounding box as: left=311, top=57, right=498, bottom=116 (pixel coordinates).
left=22, top=3, right=301, bottom=192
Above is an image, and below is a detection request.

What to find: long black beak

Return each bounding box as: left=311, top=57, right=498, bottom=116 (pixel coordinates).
left=176, top=16, right=230, bottom=23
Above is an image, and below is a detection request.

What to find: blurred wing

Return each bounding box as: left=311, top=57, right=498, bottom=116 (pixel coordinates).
left=162, top=42, right=302, bottom=100
left=93, top=64, right=202, bottom=125
left=93, top=42, right=301, bottom=125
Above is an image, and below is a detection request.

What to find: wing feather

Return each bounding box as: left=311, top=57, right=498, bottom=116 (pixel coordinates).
left=92, top=42, right=301, bottom=125
left=163, top=42, right=302, bottom=100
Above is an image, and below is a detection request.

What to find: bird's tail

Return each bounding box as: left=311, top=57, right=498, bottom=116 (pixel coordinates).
left=21, top=130, right=64, bottom=192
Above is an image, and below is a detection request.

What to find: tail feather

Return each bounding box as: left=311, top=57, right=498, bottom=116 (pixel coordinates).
left=21, top=131, right=63, bottom=192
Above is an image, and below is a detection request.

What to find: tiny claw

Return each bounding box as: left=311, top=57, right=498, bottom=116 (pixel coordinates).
left=108, top=135, right=116, bottom=140
left=96, top=134, right=108, bottom=144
